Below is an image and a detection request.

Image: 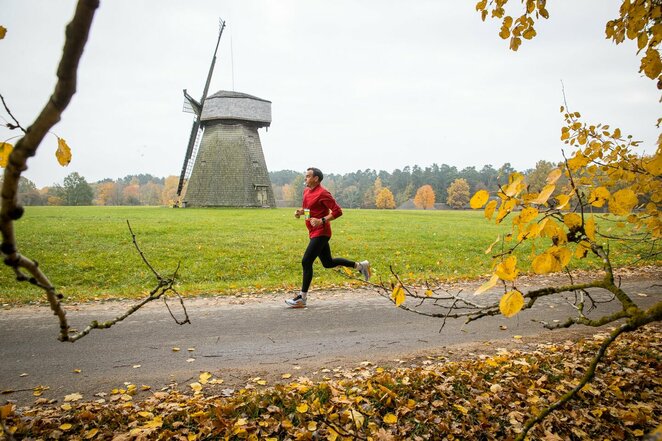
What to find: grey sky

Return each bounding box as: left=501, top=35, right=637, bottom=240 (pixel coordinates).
left=2, top=0, right=659, bottom=188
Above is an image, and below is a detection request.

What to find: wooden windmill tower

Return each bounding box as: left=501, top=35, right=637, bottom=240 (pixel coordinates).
left=176, top=20, right=276, bottom=208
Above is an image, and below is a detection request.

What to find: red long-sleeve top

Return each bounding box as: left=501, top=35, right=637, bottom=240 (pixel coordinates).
left=303, top=184, right=343, bottom=238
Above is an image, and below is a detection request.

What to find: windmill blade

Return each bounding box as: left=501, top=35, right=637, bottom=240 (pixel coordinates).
left=177, top=118, right=200, bottom=196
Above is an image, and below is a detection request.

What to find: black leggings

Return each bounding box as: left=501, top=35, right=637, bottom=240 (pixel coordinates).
left=301, top=236, right=355, bottom=293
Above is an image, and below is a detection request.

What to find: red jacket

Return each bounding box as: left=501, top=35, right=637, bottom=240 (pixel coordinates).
left=303, top=185, right=343, bottom=238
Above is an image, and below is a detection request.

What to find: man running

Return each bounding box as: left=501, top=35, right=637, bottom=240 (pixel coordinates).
left=286, top=167, right=371, bottom=308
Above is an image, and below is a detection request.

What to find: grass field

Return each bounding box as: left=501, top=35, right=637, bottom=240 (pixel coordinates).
left=0, top=206, right=655, bottom=304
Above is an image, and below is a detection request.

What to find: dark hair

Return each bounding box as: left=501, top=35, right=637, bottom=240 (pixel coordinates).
left=307, top=167, right=323, bottom=182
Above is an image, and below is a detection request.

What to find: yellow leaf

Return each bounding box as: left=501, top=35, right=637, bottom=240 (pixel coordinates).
left=563, top=213, right=582, bottom=229
left=517, top=206, right=538, bottom=225
left=199, top=372, right=212, bottom=384
left=453, top=404, right=469, bottom=415
left=475, top=273, right=499, bottom=295
left=531, top=184, right=555, bottom=204
left=496, top=198, right=517, bottom=223
left=589, top=186, right=610, bottom=208
left=550, top=246, right=572, bottom=270
left=504, top=173, right=525, bottom=197
left=546, top=168, right=562, bottom=185
left=584, top=216, right=596, bottom=241
left=189, top=382, right=203, bottom=393
left=84, top=428, right=99, bottom=439
left=470, top=190, right=490, bottom=209
left=392, top=285, right=405, bottom=306
left=383, top=413, right=398, bottom=424
left=425, top=289, right=433, bottom=297
left=555, top=194, right=571, bottom=210
left=282, top=373, right=292, bottom=379
left=569, top=151, right=590, bottom=169
left=499, top=290, right=524, bottom=318
left=56, top=137, right=72, bottom=166
left=138, top=411, right=154, bottom=418
left=349, top=409, right=365, bottom=429
left=575, top=241, right=591, bottom=259
left=296, top=403, right=309, bottom=413
left=0, top=143, right=12, bottom=167
left=59, top=423, right=73, bottom=431
left=531, top=253, right=553, bottom=274
left=609, top=188, right=638, bottom=216
left=495, top=255, right=518, bottom=281
left=484, top=200, right=498, bottom=220
left=307, top=421, right=318, bottom=431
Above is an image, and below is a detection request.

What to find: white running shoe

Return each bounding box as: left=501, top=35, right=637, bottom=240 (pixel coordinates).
left=358, top=260, right=371, bottom=281
left=285, top=293, right=307, bottom=308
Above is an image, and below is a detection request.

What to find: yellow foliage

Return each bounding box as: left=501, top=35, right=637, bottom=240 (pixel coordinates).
left=496, top=198, right=517, bottom=223
left=585, top=216, right=597, bottom=241
left=375, top=187, right=396, bottom=209
left=484, top=200, right=498, bottom=220
left=504, top=173, right=525, bottom=197
left=499, top=290, right=524, bottom=317
left=0, top=142, right=12, bottom=167
left=589, top=186, right=610, bottom=208
left=531, top=252, right=554, bottom=274
left=555, top=193, right=571, bottom=210
left=546, top=168, right=562, bottom=185
left=609, top=188, right=638, bottom=216
left=392, top=285, right=405, bottom=306
left=413, top=185, right=435, bottom=209
left=563, top=213, right=582, bottom=229
left=495, top=255, right=518, bottom=281
left=530, top=184, right=555, bottom=205
left=475, top=273, right=499, bottom=295
left=56, top=137, right=72, bottom=166
left=470, top=189, right=490, bottom=209
left=383, top=413, right=398, bottom=424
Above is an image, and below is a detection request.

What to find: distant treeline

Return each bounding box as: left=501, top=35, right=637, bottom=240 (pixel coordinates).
left=9, top=161, right=561, bottom=207
left=271, top=162, right=559, bottom=209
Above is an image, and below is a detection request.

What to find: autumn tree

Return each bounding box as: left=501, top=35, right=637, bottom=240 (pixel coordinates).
left=446, top=178, right=470, bottom=209
left=375, top=187, right=396, bottom=209
left=161, top=175, right=179, bottom=206
left=375, top=1, right=662, bottom=439
left=413, top=184, right=435, bottom=209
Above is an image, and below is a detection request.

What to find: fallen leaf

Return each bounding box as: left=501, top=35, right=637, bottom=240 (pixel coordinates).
left=64, top=393, right=82, bottom=402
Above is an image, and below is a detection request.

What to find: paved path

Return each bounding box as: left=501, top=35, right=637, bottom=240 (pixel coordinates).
left=1, top=272, right=659, bottom=406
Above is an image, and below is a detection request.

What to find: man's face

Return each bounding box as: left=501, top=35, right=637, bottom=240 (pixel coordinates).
left=304, top=170, right=319, bottom=188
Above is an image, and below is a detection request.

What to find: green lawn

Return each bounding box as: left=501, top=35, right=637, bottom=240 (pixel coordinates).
left=0, top=206, right=654, bottom=304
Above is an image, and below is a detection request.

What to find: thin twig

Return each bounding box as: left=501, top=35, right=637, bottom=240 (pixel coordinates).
left=0, top=94, right=26, bottom=133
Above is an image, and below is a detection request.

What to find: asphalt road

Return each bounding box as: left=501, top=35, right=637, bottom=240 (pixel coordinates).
left=1, top=272, right=659, bottom=407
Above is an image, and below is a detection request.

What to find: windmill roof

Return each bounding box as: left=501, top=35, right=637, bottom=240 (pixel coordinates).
left=207, top=90, right=271, bottom=103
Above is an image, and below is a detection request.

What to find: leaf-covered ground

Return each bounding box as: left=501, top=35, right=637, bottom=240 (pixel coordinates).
left=2, top=325, right=660, bottom=440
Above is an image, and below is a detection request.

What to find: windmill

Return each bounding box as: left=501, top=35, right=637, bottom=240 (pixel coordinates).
left=176, top=19, right=276, bottom=208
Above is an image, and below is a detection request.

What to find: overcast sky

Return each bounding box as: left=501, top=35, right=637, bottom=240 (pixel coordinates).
left=2, top=0, right=659, bottom=188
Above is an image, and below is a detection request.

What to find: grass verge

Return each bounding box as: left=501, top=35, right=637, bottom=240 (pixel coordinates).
left=0, top=206, right=656, bottom=303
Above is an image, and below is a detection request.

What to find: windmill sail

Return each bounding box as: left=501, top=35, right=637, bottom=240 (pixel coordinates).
left=176, top=19, right=226, bottom=198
